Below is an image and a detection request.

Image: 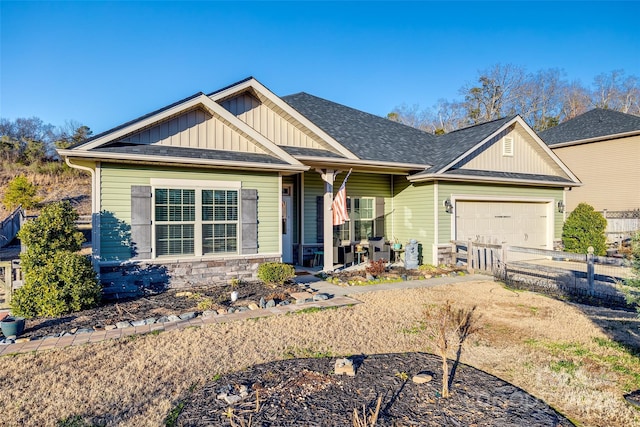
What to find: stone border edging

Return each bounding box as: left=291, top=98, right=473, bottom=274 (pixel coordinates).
left=0, top=293, right=359, bottom=356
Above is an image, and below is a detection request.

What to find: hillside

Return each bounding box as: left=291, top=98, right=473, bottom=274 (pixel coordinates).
left=0, top=164, right=91, bottom=221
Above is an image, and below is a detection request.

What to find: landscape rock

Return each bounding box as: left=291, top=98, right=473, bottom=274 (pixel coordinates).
left=412, top=373, right=433, bottom=384
left=167, top=315, right=181, bottom=322
left=247, top=303, right=260, bottom=310
left=202, top=310, right=216, bottom=318
left=313, top=293, right=329, bottom=301
left=334, top=358, right=355, bottom=376
left=227, top=307, right=236, bottom=313
left=179, top=312, right=196, bottom=321
left=259, top=297, right=266, bottom=309
left=217, top=308, right=227, bottom=315
left=156, top=316, right=170, bottom=323
left=131, top=320, right=146, bottom=327
left=116, top=321, right=132, bottom=329
left=76, top=328, right=93, bottom=334
left=265, top=299, right=276, bottom=308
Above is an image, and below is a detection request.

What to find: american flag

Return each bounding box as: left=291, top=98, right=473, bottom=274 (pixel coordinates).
left=332, top=169, right=352, bottom=226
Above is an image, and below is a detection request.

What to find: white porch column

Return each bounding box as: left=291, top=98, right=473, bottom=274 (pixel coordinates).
left=318, top=169, right=336, bottom=271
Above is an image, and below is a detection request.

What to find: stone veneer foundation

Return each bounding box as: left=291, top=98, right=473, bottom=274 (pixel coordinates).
left=99, top=255, right=281, bottom=299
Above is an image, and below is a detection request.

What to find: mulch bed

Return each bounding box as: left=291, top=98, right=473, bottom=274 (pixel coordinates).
left=17, top=281, right=296, bottom=340
left=177, top=352, right=574, bottom=426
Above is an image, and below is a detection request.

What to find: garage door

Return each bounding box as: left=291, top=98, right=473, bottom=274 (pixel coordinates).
left=455, top=201, right=549, bottom=249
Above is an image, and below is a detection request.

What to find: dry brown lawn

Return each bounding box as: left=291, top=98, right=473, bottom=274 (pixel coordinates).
left=1, top=280, right=639, bottom=426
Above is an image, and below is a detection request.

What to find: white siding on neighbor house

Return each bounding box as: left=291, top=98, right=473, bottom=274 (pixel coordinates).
left=220, top=92, right=340, bottom=153
left=460, top=123, right=569, bottom=178
left=120, top=108, right=268, bottom=154
left=552, top=134, right=640, bottom=212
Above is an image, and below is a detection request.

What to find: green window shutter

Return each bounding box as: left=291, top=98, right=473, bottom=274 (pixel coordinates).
left=241, top=189, right=258, bottom=254
left=316, top=196, right=324, bottom=243
left=131, top=185, right=152, bottom=259
left=375, top=197, right=385, bottom=238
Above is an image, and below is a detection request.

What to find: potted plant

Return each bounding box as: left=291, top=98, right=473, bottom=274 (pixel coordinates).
left=392, top=237, right=402, bottom=251
left=1, top=316, right=26, bottom=338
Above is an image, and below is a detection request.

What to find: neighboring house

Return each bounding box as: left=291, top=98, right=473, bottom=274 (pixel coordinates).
left=58, top=77, right=580, bottom=291
left=539, top=108, right=640, bottom=213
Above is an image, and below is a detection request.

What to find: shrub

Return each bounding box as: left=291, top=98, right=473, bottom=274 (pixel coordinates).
left=18, top=201, right=84, bottom=271
left=12, top=201, right=100, bottom=318
left=562, top=203, right=607, bottom=255
left=257, top=262, right=295, bottom=286
left=12, top=251, right=101, bottom=318
left=622, top=232, right=640, bottom=315
left=2, top=175, right=39, bottom=210
left=365, top=259, right=387, bottom=277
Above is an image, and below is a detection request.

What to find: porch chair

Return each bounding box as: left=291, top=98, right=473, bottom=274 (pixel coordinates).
left=333, top=238, right=354, bottom=267
left=368, top=237, right=391, bottom=262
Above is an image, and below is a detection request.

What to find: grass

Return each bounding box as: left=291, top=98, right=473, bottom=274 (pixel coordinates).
left=0, top=280, right=639, bottom=427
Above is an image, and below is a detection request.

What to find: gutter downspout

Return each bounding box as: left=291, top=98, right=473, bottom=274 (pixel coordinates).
left=65, top=158, right=99, bottom=274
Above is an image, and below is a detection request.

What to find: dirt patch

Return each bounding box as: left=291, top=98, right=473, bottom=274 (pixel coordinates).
left=178, top=353, right=574, bottom=426
left=19, top=281, right=296, bottom=339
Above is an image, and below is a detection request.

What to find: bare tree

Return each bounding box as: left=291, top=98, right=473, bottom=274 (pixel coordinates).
left=560, top=80, right=592, bottom=121
left=387, top=103, right=431, bottom=131
left=389, top=65, right=639, bottom=135
left=460, top=64, right=527, bottom=123
left=425, top=301, right=481, bottom=398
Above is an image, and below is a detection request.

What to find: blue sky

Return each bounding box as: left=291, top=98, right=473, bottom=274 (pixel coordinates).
left=1, top=1, right=639, bottom=134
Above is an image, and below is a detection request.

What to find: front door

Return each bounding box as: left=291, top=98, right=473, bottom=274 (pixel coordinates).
left=282, top=193, right=293, bottom=263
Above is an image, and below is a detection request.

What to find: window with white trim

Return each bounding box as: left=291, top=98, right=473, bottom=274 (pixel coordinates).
left=333, top=197, right=375, bottom=242
left=202, top=189, right=238, bottom=254
left=154, top=187, right=239, bottom=257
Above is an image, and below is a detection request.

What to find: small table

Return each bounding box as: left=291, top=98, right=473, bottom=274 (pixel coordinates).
left=392, top=248, right=404, bottom=263
left=355, top=250, right=367, bottom=265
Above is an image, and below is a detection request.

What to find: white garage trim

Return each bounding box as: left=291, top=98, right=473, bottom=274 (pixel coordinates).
left=449, top=194, right=555, bottom=250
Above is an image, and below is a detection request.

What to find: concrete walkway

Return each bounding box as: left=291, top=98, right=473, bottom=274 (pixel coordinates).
left=0, top=273, right=492, bottom=356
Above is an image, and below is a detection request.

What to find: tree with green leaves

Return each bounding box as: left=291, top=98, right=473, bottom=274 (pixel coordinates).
left=561, top=203, right=607, bottom=255
left=11, top=201, right=100, bottom=317
left=2, top=175, right=39, bottom=211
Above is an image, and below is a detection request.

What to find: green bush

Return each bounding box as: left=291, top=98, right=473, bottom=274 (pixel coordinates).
left=2, top=175, right=39, bottom=210
left=257, top=262, right=295, bottom=286
left=12, top=201, right=101, bottom=318
left=623, top=232, right=640, bottom=315
left=18, top=201, right=85, bottom=271
left=12, top=251, right=101, bottom=318
left=562, top=203, right=607, bottom=256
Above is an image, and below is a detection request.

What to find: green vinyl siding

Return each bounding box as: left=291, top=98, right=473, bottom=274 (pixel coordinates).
left=391, top=176, right=435, bottom=263
left=99, top=163, right=279, bottom=261
left=303, top=171, right=391, bottom=244
left=436, top=182, right=564, bottom=243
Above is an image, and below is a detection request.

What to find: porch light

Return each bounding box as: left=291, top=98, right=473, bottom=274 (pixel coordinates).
left=443, top=199, right=454, bottom=214
left=557, top=201, right=565, bottom=213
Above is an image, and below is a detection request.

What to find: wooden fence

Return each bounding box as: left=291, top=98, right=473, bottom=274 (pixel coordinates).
left=450, top=240, right=633, bottom=308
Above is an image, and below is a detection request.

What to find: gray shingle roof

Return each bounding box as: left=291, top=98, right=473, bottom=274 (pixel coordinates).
left=94, top=143, right=288, bottom=164
left=539, top=108, right=640, bottom=146
left=280, top=146, right=345, bottom=158
left=282, top=92, right=436, bottom=164
left=420, top=116, right=516, bottom=174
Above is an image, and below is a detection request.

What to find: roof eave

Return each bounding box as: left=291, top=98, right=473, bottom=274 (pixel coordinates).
left=407, top=173, right=581, bottom=187
left=294, top=156, right=430, bottom=173
left=547, top=129, right=640, bottom=148
left=58, top=150, right=309, bottom=173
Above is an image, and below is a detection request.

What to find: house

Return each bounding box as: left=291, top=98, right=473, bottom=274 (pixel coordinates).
left=539, top=108, right=640, bottom=213
left=58, top=77, right=580, bottom=292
